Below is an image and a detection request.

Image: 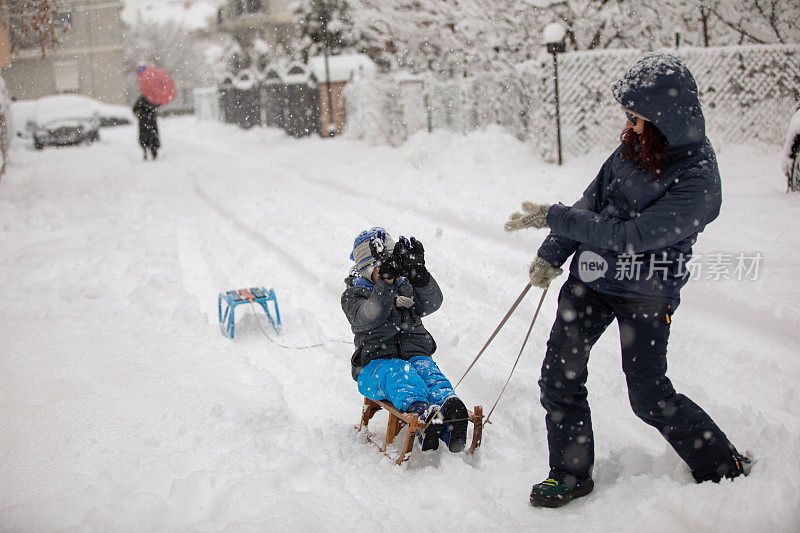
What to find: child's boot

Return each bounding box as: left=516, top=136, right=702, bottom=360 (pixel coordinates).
left=439, top=396, right=469, bottom=452
left=407, top=402, right=444, bottom=451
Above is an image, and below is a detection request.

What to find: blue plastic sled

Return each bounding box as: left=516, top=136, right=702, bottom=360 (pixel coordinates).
left=218, top=287, right=281, bottom=339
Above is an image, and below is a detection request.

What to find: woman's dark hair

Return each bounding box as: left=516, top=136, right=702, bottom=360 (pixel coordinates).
left=620, top=121, right=669, bottom=177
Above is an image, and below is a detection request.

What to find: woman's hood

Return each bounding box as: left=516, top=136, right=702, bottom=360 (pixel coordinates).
left=612, top=52, right=705, bottom=148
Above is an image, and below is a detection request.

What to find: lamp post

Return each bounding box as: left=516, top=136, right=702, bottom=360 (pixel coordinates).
left=544, top=22, right=566, bottom=165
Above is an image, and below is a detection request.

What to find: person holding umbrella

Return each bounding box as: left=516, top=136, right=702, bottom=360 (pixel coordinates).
left=133, top=94, right=159, bottom=160
left=133, top=64, right=176, bottom=160
left=504, top=52, right=750, bottom=508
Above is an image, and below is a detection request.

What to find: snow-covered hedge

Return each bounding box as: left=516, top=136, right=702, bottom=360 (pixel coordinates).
left=345, top=44, right=800, bottom=159
left=345, top=73, right=538, bottom=148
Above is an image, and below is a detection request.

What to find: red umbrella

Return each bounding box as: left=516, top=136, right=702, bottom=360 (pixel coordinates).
left=138, top=67, right=176, bottom=106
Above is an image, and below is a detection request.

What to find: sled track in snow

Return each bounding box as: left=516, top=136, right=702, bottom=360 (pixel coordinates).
left=192, top=185, right=316, bottom=280
left=297, top=169, right=511, bottom=247
left=177, top=132, right=517, bottom=261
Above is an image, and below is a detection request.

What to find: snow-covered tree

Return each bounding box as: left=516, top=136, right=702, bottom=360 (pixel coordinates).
left=348, top=0, right=799, bottom=77
left=352, top=0, right=488, bottom=74
left=211, top=37, right=288, bottom=76
left=293, top=0, right=359, bottom=62
left=646, top=0, right=800, bottom=47
left=123, top=20, right=212, bottom=99
left=694, top=0, right=799, bottom=45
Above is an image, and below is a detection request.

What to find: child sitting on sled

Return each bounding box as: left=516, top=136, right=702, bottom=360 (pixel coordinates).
left=341, top=227, right=469, bottom=452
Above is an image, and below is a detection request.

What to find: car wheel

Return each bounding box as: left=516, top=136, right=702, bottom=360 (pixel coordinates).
left=34, top=141, right=44, bottom=150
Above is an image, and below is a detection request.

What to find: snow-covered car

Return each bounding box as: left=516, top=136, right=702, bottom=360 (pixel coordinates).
left=93, top=100, right=135, bottom=127
left=32, top=117, right=100, bottom=150
left=28, top=95, right=101, bottom=149
left=12, top=94, right=134, bottom=147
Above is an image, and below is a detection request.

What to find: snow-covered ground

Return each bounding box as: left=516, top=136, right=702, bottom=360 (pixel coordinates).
left=1, top=118, right=798, bottom=531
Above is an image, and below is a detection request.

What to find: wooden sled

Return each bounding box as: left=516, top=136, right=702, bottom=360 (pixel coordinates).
left=357, top=398, right=484, bottom=465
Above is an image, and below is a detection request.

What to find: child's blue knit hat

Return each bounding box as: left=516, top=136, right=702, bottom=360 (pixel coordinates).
left=350, top=227, right=395, bottom=279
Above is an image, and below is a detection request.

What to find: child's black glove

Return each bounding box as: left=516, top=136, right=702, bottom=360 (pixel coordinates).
left=395, top=236, right=430, bottom=286
left=369, top=237, right=401, bottom=281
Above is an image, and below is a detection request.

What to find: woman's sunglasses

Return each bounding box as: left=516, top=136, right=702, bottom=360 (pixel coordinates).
left=625, top=111, right=639, bottom=125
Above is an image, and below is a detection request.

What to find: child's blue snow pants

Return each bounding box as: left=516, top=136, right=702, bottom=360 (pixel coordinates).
left=357, top=356, right=456, bottom=412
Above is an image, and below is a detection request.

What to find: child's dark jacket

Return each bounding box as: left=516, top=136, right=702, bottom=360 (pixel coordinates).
left=341, top=275, right=443, bottom=380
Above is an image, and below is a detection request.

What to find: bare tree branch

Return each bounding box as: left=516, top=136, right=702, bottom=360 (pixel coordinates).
left=6, top=0, right=63, bottom=56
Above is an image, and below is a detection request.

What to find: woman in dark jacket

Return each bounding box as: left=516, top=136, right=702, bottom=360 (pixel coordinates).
left=784, top=107, right=800, bottom=191
left=133, top=95, right=160, bottom=160
left=505, top=53, right=750, bottom=508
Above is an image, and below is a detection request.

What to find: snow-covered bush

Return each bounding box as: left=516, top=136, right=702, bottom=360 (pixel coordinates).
left=344, top=77, right=404, bottom=145
left=346, top=44, right=800, bottom=160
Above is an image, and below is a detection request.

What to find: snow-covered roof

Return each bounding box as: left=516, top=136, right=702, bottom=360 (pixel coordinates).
left=307, top=54, right=378, bottom=84
left=261, top=64, right=284, bottom=83
left=217, top=71, right=233, bottom=85
left=121, top=0, right=223, bottom=31
left=233, top=69, right=258, bottom=90
left=282, top=62, right=314, bottom=85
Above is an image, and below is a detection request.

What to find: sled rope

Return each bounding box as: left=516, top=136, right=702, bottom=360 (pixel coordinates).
left=483, top=287, right=548, bottom=425
left=248, top=301, right=353, bottom=350
left=453, top=283, right=532, bottom=389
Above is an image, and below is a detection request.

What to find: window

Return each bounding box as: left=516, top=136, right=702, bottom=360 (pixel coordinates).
left=246, top=0, right=263, bottom=13
left=54, top=10, right=72, bottom=30
left=53, top=59, right=80, bottom=93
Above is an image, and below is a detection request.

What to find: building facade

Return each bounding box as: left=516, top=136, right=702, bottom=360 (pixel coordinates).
left=218, top=0, right=296, bottom=49
left=1, top=0, right=125, bottom=104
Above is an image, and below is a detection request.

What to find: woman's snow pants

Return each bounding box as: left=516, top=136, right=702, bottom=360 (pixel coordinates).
left=540, top=276, right=741, bottom=485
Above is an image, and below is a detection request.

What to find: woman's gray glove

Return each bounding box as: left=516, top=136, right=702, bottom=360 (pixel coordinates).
left=529, top=256, right=563, bottom=288
left=504, top=202, right=553, bottom=231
